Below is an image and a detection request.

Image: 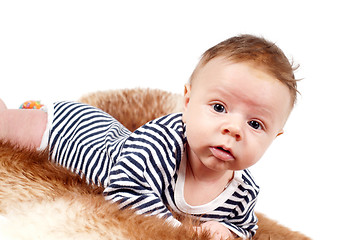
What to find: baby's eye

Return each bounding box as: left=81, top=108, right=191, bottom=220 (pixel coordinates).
left=212, top=103, right=226, bottom=113
left=248, top=120, right=262, bottom=130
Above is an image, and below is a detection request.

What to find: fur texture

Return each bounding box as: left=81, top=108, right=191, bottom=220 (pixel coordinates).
left=0, top=88, right=310, bottom=239
left=79, top=88, right=184, bottom=131
left=0, top=142, right=207, bottom=240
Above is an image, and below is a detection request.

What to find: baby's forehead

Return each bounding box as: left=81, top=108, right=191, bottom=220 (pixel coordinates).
left=197, top=57, right=276, bottom=83
left=198, top=57, right=269, bottom=77
left=205, top=58, right=291, bottom=93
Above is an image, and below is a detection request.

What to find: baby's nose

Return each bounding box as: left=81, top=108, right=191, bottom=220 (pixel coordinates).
left=222, top=123, right=242, bottom=141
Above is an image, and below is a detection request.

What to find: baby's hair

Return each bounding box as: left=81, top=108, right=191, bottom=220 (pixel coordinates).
left=190, top=34, right=299, bottom=106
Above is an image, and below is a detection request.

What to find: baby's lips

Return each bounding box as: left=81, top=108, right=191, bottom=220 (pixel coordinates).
left=210, top=146, right=235, bottom=161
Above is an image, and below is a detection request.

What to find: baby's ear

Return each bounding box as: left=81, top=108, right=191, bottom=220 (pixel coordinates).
left=182, top=84, right=191, bottom=123
left=183, top=84, right=191, bottom=110
left=276, top=130, right=284, bottom=137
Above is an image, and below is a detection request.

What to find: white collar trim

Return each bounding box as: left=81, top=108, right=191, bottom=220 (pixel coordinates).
left=174, top=153, right=241, bottom=214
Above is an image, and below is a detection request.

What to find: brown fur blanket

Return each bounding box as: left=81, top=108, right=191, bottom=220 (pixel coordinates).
left=0, top=88, right=310, bottom=240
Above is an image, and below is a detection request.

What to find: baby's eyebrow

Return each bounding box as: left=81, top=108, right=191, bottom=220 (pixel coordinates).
left=233, top=91, right=270, bottom=110
left=237, top=95, right=276, bottom=122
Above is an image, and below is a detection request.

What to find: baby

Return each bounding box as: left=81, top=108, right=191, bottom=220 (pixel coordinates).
left=0, top=34, right=298, bottom=239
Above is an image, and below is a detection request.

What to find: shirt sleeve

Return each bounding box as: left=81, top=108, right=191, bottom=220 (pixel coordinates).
left=103, top=116, right=184, bottom=225
left=221, top=196, right=258, bottom=239
left=220, top=170, right=259, bottom=239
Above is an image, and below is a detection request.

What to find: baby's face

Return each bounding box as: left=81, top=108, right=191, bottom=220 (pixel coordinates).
left=182, top=57, right=292, bottom=172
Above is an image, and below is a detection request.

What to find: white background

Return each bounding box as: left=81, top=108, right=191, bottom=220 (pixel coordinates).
left=1, top=1, right=360, bottom=239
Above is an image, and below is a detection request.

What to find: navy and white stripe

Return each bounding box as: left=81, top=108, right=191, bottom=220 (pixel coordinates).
left=103, top=113, right=185, bottom=222
left=47, top=101, right=259, bottom=238
left=49, top=101, right=131, bottom=186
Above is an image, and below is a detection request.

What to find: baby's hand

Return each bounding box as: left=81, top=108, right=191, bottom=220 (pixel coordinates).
left=194, top=221, right=236, bottom=240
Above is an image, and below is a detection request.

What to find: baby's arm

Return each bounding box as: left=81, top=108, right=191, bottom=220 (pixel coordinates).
left=221, top=200, right=258, bottom=239
left=104, top=160, right=180, bottom=225
left=0, top=99, right=47, bottom=149
left=103, top=117, right=184, bottom=225
left=197, top=185, right=258, bottom=239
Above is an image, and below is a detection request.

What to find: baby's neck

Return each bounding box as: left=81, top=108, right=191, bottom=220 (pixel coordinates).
left=185, top=145, right=233, bottom=182
left=186, top=158, right=233, bottom=183
left=183, top=151, right=234, bottom=206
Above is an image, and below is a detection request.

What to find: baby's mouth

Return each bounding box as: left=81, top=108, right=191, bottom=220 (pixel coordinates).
left=217, top=146, right=231, bottom=154
left=210, top=146, right=235, bottom=161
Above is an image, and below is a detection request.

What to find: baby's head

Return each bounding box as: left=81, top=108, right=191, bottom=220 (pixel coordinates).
left=189, top=34, right=298, bottom=108
left=182, top=34, right=299, bottom=171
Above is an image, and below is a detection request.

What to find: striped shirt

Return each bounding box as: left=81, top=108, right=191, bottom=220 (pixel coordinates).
left=47, top=101, right=259, bottom=238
